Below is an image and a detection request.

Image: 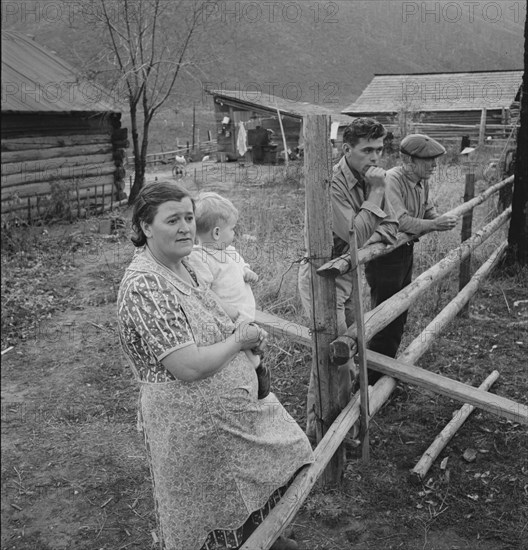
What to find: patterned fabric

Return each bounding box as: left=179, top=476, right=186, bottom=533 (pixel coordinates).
left=117, top=249, right=314, bottom=550
left=200, top=483, right=289, bottom=550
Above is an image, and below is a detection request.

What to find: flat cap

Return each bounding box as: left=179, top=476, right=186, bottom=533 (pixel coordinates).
left=400, top=134, right=446, bottom=159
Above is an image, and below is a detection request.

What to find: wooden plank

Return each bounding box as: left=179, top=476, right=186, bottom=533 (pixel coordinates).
left=1, top=143, right=112, bottom=164
left=240, top=380, right=393, bottom=550
left=1, top=134, right=112, bottom=151
left=2, top=153, right=114, bottom=177
left=331, top=208, right=512, bottom=362
left=348, top=227, right=370, bottom=461
left=254, top=310, right=311, bottom=347
left=366, top=350, right=528, bottom=425
left=304, top=114, right=342, bottom=484
left=2, top=161, right=116, bottom=187
left=317, top=177, right=513, bottom=277
left=317, top=232, right=415, bottom=277
left=240, top=241, right=513, bottom=548
left=276, top=107, right=288, bottom=167
left=479, top=107, right=488, bottom=144
left=400, top=242, right=508, bottom=362
left=411, top=370, right=500, bottom=482
left=459, top=171, right=476, bottom=317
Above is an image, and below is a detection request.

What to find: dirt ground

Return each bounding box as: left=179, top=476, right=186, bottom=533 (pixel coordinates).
left=1, top=167, right=527, bottom=550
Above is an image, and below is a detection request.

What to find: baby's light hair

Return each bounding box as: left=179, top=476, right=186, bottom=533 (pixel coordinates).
left=194, top=191, right=239, bottom=234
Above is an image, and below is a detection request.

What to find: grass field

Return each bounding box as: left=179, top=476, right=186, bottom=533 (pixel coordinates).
left=1, top=154, right=527, bottom=550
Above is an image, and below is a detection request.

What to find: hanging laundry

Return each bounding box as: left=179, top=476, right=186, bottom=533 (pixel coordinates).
left=237, top=121, right=248, bottom=156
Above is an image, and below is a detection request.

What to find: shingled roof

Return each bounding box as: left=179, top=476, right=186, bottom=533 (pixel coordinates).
left=2, top=31, right=118, bottom=113
left=209, top=89, right=351, bottom=124
left=342, top=70, right=523, bottom=115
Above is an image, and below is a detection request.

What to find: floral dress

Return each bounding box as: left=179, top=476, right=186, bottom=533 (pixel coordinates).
left=117, top=249, right=314, bottom=550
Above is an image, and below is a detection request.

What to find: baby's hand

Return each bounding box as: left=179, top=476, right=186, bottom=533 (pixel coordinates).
left=243, top=269, right=259, bottom=284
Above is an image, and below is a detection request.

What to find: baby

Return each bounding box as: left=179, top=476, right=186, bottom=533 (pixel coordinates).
left=188, top=192, right=270, bottom=398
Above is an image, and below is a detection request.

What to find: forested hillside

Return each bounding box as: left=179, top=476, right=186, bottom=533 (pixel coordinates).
left=2, top=0, right=524, bottom=146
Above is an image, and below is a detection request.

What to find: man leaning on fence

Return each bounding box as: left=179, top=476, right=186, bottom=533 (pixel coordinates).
left=298, top=118, right=399, bottom=442
left=365, top=133, right=459, bottom=362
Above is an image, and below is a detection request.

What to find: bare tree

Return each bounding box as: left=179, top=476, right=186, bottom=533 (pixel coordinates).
left=96, top=0, right=205, bottom=204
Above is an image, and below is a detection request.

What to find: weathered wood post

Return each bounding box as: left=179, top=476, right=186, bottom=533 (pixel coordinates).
left=348, top=228, right=370, bottom=461
left=304, top=114, right=343, bottom=484
left=478, top=108, right=487, bottom=145
left=459, top=167, right=476, bottom=317
left=276, top=107, right=289, bottom=167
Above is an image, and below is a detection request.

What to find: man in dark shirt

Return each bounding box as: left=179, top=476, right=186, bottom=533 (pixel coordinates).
left=365, top=133, right=458, bottom=364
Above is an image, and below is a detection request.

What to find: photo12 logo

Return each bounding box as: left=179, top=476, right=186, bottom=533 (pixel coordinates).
left=199, top=1, right=340, bottom=24
left=402, top=1, right=526, bottom=24
left=202, top=81, right=340, bottom=105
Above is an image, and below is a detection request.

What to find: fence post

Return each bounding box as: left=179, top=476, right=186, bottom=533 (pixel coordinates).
left=479, top=108, right=487, bottom=145
left=304, top=114, right=343, bottom=486
left=348, top=228, right=370, bottom=462
left=458, top=170, right=475, bottom=317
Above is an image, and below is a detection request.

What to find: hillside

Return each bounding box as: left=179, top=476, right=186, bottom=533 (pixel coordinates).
left=2, top=0, right=525, bottom=148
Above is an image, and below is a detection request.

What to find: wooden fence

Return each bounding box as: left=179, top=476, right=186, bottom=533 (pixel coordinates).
left=245, top=114, right=526, bottom=549
left=126, top=139, right=218, bottom=165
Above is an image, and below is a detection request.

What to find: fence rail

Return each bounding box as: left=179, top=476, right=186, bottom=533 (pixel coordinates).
left=126, top=140, right=218, bottom=164
left=246, top=113, right=522, bottom=550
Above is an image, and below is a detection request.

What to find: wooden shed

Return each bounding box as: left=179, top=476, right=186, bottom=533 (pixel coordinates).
left=1, top=31, right=128, bottom=223
left=208, top=89, right=350, bottom=163
left=342, top=70, right=522, bottom=144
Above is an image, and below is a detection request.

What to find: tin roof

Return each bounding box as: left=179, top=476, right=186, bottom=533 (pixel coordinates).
left=208, top=89, right=351, bottom=124
left=342, top=70, right=523, bottom=115
left=1, top=31, right=119, bottom=113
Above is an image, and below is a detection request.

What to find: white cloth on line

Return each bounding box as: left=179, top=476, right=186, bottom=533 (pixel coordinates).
left=237, top=121, right=248, bottom=156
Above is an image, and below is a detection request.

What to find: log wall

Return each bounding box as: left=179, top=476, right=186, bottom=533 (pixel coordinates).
left=1, top=112, right=128, bottom=222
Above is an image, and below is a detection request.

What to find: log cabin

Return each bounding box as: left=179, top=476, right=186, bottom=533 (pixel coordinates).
left=341, top=70, right=522, bottom=148
left=1, top=31, right=128, bottom=223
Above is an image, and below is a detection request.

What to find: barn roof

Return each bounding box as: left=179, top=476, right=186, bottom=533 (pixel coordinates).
left=1, top=31, right=119, bottom=113
left=209, top=89, right=351, bottom=124
left=342, top=70, right=523, bottom=115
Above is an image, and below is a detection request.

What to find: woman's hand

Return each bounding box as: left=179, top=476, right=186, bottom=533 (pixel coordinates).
left=234, top=321, right=268, bottom=353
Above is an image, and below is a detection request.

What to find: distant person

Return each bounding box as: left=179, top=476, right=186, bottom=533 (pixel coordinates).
left=384, top=131, right=395, bottom=155
left=188, top=191, right=271, bottom=399
left=460, top=135, right=471, bottom=152
left=365, top=134, right=459, bottom=360
left=298, top=118, right=399, bottom=441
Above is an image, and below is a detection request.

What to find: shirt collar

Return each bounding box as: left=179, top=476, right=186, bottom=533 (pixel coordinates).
left=128, top=247, right=193, bottom=295
left=337, top=156, right=364, bottom=189
left=401, top=166, right=423, bottom=188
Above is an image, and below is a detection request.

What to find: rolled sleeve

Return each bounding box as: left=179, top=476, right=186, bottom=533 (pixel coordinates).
left=361, top=201, right=387, bottom=219
left=386, top=176, right=427, bottom=236
left=125, top=275, right=195, bottom=361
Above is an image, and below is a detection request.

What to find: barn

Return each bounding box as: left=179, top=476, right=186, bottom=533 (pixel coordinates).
left=341, top=70, right=523, bottom=146
left=207, top=89, right=351, bottom=163
left=1, top=31, right=128, bottom=223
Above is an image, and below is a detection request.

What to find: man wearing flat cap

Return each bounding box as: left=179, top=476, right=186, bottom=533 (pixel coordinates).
left=365, top=133, right=459, bottom=362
